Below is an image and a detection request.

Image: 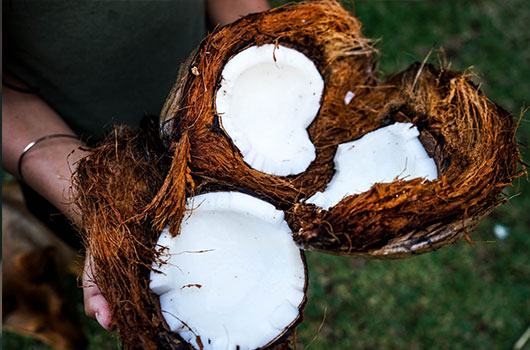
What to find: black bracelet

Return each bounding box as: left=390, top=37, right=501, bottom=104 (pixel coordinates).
left=17, top=134, right=79, bottom=182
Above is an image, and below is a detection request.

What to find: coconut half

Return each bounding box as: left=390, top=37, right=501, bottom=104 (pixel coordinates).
left=159, top=0, right=377, bottom=207
left=307, top=122, right=438, bottom=209
left=150, top=192, right=307, bottom=350
left=216, top=44, right=324, bottom=176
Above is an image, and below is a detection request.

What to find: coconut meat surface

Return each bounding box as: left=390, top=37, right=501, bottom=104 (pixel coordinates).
left=215, top=44, right=324, bottom=176
left=307, top=122, right=438, bottom=210
left=150, top=192, right=306, bottom=350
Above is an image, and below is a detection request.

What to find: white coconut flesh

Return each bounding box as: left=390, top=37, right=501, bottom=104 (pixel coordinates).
left=215, top=44, right=324, bottom=176
left=307, top=122, right=438, bottom=210
left=150, top=192, right=306, bottom=350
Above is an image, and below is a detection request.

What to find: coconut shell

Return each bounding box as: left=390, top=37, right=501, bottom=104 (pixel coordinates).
left=289, top=63, right=521, bottom=256
left=160, top=0, right=378, bottom=208
left=73, top=1, right=522, bottom=349
left=74, top=127, right=301, bottom=349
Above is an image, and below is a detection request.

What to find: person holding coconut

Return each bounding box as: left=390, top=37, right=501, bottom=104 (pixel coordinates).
left=2, top=0, right=270, bottom=332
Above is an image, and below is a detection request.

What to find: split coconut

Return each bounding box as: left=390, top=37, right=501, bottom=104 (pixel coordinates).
left=289, top=63, right=521, bottom=256
left=160, top=0, right=378, bottom=208
left=73, top=1, right=522, bottom=349
left=215, top=44, right=324, bottom=176
left=150, top=192, right=306, bottom=350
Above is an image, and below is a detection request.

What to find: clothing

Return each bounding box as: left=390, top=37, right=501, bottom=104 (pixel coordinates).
left=4, top=1, right=207, bottom=248
left=4, top=0, right=207, bottom=141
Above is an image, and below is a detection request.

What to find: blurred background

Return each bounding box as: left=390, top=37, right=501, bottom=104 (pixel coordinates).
left=3, top=0, right=529, bottom=349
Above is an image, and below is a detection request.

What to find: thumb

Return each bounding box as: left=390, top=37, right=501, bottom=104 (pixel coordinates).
left=82, top=253, right=115, bottom=331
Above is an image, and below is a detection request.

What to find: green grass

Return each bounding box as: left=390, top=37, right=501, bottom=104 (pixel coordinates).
left=4, top=0, right=529, bottom=349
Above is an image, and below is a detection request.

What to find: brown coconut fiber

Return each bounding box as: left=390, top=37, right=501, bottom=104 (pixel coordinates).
left=73, top=1, right=522, bottom=349
left=290, top=63, right=521, bottom=257
left=159, top=0, right=378, bottom=208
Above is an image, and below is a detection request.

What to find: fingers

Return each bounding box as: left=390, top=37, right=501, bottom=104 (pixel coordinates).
left=83, top=253, right=115, bottom=331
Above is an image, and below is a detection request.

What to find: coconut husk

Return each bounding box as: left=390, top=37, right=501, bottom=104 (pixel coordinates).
left=73, top=1, right=522, bottom=349
left=160, top=0, right=378, bottom=208
left=289, top=63, right=521, bottom=256
left=74, top=128, right=297, bottom=348
left=74, top=121, right=194, bottom=349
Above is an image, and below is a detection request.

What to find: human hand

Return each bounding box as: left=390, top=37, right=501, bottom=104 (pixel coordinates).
left=83, top=252, right=114, bottom=331
left=3, top=75, right=112, bottom=328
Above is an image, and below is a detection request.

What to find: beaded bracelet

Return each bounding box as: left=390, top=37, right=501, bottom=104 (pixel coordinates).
left=17, top=134, right=79, bottom=182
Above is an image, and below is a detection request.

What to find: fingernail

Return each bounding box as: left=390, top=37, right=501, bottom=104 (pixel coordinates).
left=95, top=311, right=106, bottom=329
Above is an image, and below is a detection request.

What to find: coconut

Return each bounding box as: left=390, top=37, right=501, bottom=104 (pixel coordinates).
left=159, top=0, right=378, bottom=208
left=289, top=63, right=521, bottom=256
left=73, top=1, right=522, bottom=349
left=74, top=126, right=303, bottom=349
left=150, top=192, right=307, bottom=350
left=215, top=44, right=324, bottom=176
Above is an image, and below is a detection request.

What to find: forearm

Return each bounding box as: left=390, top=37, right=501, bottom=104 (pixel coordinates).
left=2, top=75, right=87, bottom=227
left=207, top=0, right=270, bottom=27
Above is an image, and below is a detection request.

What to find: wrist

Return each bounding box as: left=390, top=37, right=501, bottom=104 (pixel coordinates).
left=20, top=135, right=88, bottom=227
left=18, top=134, right=79, bottom=181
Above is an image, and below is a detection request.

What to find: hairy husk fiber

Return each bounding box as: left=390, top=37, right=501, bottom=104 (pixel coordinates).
left=290, top=63, right=521, bottom=257
left=75, top=122, right=194, bottom=349
left=74, top=0, right=522, bottom=349
left=160, top=0, right=378, bottom=208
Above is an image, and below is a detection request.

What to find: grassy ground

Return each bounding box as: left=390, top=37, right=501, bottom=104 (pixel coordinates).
left=4, top=0, right=529, bottom=349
